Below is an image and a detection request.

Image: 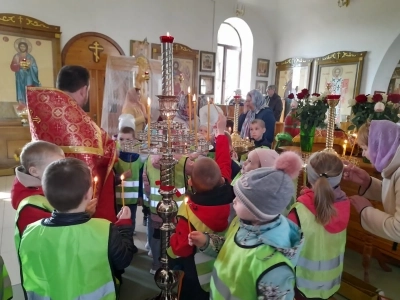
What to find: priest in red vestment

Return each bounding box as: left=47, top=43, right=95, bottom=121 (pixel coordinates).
left=26, top=66, right=117, bottom=222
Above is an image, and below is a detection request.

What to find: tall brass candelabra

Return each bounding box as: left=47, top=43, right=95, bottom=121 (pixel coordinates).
left=323, top=97, right=340, bottom=155
left=120, top=33, right=208, bottom=299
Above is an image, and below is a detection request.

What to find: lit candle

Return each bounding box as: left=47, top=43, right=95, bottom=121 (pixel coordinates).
left=185, top=197, right=191, bottom=233
left=193, top=94, right=198, bottom=148
left=350, top=133, right=357, bottom=157
left=147, top=97, right=151, bottom=149
left=207, top=97, right=210, bottom=141
left=188, top=87, right=192, bottom=132
left=120, top=175, right=125, bottom=206
left=342, top=140, right=348, bottom=157
left=303, top=166, right=307, bottom=187
left=93, top=176, right=98, bottom=199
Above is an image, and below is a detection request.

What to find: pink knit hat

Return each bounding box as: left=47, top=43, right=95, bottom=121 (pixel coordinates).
left=252, top=148, right=279, bottom=168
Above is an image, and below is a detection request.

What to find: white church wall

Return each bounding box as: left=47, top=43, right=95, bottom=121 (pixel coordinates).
left=1, top=0, right=276, bottom=96
left=273, top=0, right=400, bottom=94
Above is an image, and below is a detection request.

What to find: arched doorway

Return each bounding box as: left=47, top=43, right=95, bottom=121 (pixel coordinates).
left=62, top=32, right=124, bottom=126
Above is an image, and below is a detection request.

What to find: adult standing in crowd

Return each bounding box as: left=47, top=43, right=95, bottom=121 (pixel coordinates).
left=238, top=89, right=276, bottom=148
left=266, top=85, right=283, bottom=122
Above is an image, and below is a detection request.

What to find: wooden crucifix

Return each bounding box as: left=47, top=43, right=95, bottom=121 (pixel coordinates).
left=88, top=41, right=104, bottom=63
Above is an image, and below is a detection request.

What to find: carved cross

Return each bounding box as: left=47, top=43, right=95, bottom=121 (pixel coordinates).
left=18, top=16, right=23, bottom=24
left=88, top=41, right=104, bottom=63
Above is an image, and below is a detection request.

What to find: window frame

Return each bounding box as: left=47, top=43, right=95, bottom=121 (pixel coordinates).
left=217, top=22, right=242, bottom=103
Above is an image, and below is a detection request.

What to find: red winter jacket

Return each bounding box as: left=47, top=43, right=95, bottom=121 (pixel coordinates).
left=170, top=134, right=233, bottom=257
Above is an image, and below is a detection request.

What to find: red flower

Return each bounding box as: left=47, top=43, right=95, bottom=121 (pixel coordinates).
left=288, top=93, right=294, bottom=99
left=372, top=94, right=383, bottom=102
left=301, top=89, right=309, bottom=96
left=297, top=93, right=305, bottom=100
left=312, top=93, right=320, bottom=97
left=327, top=95, right=341, bottom=100
left=355, top=94, right=368, bottom=103
left=388, top=94, right=400, bottom=103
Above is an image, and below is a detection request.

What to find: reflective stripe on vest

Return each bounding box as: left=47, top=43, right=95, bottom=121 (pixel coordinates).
left=115, top=158, right=142, bottom=205
left=14, top=195, right=53, bottom=250
left=292, top=202, right=346, bottom=299
left=172, top=201, right=221, bottom=291
left=1, top=256, right=13, bottom=300
left=146, top=156, right=187, bottom=214
left=210, top=217, right=294, bottom=300
left=19, top=218, right=115, bottom=300
left=26, top=281, right=115, bottom=300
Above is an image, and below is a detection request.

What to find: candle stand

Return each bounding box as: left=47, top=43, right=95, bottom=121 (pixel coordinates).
left=120, top=33, right=208, bottom=300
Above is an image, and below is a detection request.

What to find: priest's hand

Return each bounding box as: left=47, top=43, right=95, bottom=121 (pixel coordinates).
left=117, top=206, right=132, bottom=220
left=349, top=195, right=372, bottom=214
left=188, top=231, right=207, bottom=248
left=86, top=198, right=98, bottom=216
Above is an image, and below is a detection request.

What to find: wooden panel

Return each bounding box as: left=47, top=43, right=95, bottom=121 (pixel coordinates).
left=0, top=124, right=31, bottom=170
left=62, top=32, right=124, bottom=126
left=7, top=139, right=30, bottom=159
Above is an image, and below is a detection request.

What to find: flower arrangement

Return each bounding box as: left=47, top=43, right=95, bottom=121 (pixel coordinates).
left=348, top=93, right=400, bottom=130
left=290, top=89, right=329, bottom=130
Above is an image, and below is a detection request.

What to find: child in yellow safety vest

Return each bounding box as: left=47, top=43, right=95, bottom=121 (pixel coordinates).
left=168, top=113, right=235, bottom=300
left=19, top=158, right=135, bottom=299
left=114, top=115, right=145, bottom=254
left=1, top=255, right=13, bottom=300
left=287, top=152, right=350, bottom=300
left=189, top=151, right=304, bottom=300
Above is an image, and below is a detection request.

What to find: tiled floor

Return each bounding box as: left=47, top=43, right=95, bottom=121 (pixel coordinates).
left=1, top=175, right=400, bottom=299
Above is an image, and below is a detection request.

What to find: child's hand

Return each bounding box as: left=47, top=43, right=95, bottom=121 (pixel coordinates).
left=117, top=206, right=131, bottom=220
left=122, top=169, right=132, bottom=179
left=230, top=150, right=238, bottom=161
left=137, top=197, right=143, bottom=206
left=216, top=113, right=227, bottom=136
left=189, top=152, right=200, bottom=161
left=188, top=231, right=207, bottom=248
left=86, top=198, right=98, bottom=216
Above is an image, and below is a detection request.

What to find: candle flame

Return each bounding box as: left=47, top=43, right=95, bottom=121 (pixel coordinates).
left=120, top=174, right=125, bottom=181
left=147, top=97, right=151, bottom=106
left=188, top=86, right=191, bottom=94
left=185, top=196, right=189, bottom=203
left=344, top=140, right=348, bottom=144
left=94, top=176, right=98, bottom=183
left=193, top=94, right=196, bottom=102
left=167, top=32, right=170, bottom=36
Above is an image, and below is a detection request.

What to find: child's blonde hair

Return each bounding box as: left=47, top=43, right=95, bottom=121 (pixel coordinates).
left=20, top=141, right=64, bottom=173
left=308, top=152, right=343, bottom=225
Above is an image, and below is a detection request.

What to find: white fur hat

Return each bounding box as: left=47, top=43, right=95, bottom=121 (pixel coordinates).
left=199, top=104, right=222, bottom=128
left=118, top=114, right=136, bottom=131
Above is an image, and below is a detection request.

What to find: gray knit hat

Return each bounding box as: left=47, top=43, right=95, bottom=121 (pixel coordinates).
left=233, top=151, right=303, bottom=221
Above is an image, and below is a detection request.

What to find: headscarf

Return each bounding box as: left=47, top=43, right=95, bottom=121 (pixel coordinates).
left=176, top=92, right=189, bottom=121
left=240, top=89, right=267, bottom=138
left=369, top=120, right=400, bottom=172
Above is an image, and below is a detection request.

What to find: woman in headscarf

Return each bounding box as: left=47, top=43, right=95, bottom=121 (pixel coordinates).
left=173, top=92, right=198, bottom=129
left=238, top=89, right=276, bottom=148
left=343, top=120, right=400, bottom=243
left=122, top=87, right=147, bottom=132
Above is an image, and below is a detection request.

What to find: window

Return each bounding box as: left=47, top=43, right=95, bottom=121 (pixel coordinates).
left=215, top=18, right=253, bottom=104
left=215, top=23, right=242, bottom=104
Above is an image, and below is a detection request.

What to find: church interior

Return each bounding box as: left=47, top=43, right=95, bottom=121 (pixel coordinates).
left=1, top=0, right=400, bottom=299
